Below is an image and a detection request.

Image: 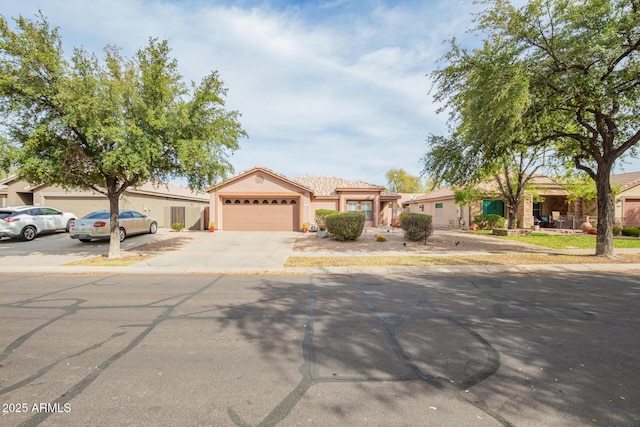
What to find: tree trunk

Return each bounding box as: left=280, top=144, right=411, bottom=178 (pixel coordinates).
left=594, top=166, right=614, bottom=257
left=507, top=205, right=517, bottom=229
left=107, top=191, right=121, bottom=259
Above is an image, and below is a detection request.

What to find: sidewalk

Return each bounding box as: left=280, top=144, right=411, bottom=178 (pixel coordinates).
left=3, top=229, right=640, bottom=275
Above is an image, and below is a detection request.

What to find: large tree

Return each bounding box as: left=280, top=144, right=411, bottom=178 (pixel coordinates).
left=430, top=0, right=640, bottom=256
left=0, top=14, right=246, bottom=258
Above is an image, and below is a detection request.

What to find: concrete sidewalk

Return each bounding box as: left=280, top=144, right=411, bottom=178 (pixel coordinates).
left=2, top=229, right=640, bottom=275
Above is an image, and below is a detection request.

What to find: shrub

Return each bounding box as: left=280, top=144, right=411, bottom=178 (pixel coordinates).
left=326, top=212, right=365, bottom=241
left=613, top=225, right=622, bottom=236
left=171, top=222, right=185, bottom=231
left=376, top=235, right=387, bottom=242
left=315, top=209, right=339, bottom=231
left=622, top=227, right=640, bottom=237
left=473, top=214, right=506, bottom=229
left=400, top=213, right=433, bottom=242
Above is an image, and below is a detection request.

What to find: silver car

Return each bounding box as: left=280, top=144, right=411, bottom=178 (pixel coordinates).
left=0, top=206, right=77, bottom=241
left=69, top=210, right=158, bottom=242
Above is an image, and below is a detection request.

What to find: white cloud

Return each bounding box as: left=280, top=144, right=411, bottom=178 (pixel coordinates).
left=8, top=0, right=634, bottom=187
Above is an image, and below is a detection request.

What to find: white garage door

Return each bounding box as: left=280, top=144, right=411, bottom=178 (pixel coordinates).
left=222, top=198, right=300, bottom=231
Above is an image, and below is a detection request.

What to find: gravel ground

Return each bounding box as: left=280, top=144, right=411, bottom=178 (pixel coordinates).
left=293, top=227, right=552, bottom=254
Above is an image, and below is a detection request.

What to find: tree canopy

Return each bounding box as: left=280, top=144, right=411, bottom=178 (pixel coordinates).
left=385, top=168, right=425, bottom=193
left=0, top=14, right=246, bottom=258
left=427, top=0, right=640, bottom=256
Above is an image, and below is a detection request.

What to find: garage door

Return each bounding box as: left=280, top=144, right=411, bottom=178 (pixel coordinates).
left=42, top=196, right=108, bottom=219
left=222, top=198, right=300, bottom=231
left=624, top=199, right=640, bottom=226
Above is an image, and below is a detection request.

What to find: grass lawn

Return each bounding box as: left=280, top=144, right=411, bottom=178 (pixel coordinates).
left=495, top=232, right=640, bottom=250
left=63, top=255, right=153, bottom=267
left=285, top=253, right=640, bottom=267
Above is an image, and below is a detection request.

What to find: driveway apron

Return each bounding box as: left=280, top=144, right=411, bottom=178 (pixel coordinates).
left=141, top=231, right=298, bottom=273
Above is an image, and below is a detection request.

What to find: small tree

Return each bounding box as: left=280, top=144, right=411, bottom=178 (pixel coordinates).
left=0, top=14, right=246, bottom=258
left=326, top=212, right=365, bottom=241
left=400, top=213, right=433, bottom=242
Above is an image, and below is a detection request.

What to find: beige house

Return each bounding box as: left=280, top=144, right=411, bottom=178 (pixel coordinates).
left=403, top=172, right=640, bottom=229
left=0, top=176, right=209, bottom=230
left=206, top=166, right=401, bottom=231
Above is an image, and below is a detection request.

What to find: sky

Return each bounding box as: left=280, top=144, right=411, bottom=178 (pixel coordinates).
left=3, top=0, right=639, bottom=188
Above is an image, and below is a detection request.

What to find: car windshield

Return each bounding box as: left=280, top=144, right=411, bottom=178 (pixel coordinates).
left=83, top=211, right=110, bottom=219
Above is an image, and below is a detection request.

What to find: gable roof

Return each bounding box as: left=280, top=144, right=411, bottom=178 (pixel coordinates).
left=206, top=165, right=314, bottom=193
left=611, top=171, right=640, bottom=191
left=292, top=176, right=383, bottom=197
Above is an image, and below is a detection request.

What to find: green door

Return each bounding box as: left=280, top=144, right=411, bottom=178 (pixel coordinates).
left=482, top=200, right=504, bottom=216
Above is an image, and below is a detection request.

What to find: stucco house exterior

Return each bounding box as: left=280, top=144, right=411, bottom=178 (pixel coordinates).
left=206, top=166, right=401, bottom=231
left=403, top=172, right=640, bottom=229
left=0, top=176, right=209, bottom=230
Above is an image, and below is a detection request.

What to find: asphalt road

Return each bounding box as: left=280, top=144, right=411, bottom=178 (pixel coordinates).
left=1, top=272, right=639, bottom=427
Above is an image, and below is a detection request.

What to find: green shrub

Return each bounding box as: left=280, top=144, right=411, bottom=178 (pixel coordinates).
left=171, top=222, right=185, bottom=231
left=613, top=225, right=622, bottom=236
left=326, top=212, right=365, bottom=241
left=473, top=214, right=506, bottom=229
left=376, top=235, right=387, bottom=242
left=622, top=227, right=640, bottom=237
left=315, top=209, right=339, bottom=231
left=400, top=213, right=434, bottom=242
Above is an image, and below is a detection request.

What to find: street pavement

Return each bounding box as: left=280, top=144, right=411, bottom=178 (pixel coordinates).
left=1, top=271, right=638, bottom=426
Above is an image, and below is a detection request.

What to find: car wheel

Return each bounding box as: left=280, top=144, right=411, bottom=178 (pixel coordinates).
left=21, top=226, right=37, bottom=241
left=119, top=227, right=126, bottom=242
left=149, top=222, right=158, bottom=234
left=79, top=238, right=91, bottom=243
left=66, top=219, right=74, bottom=232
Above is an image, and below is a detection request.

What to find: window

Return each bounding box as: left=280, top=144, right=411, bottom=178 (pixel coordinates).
left=347, top=201, right=358, bottom=212
left=281, top=200, right=287, bottom=204
left=262, top=200, right=269, bottom=204
left=253, top=200, right=259, bottom=204
left=234, top=200, right=240, bottom=204
left=361, top=201, right=372, bottom=220
left=243, top=200, right=250, bottom=204
left=291, top=200, right=297, bottom=204
left=419, top=204, right=424, bottom=212
left=272, top=200, right=278, bottom=204
left=225, top=200, right=231, bottom=204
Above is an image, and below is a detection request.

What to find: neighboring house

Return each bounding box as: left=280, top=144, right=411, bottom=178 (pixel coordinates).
left=206, top=166, right=401, bottom=231
left=0, top=176, right=209, bottom=230
left=401, top=173, right=640, bottom=229
left=611, top=171, right=640, bottom=226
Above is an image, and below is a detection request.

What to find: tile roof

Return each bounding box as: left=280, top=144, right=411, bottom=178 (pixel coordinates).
left=292, top=176, right=383, bottom=196
left=611, top=171, right=640, bottom=190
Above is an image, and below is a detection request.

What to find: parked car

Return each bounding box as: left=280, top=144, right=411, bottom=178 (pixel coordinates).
left=0, top=206, right=77, bottom=241
left=69, top=210, right=158, bottom=242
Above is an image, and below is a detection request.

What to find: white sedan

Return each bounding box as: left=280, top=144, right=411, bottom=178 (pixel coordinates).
left=0, top=206, right=77, bottom=241
left=69, top=210, right=158, bottom=242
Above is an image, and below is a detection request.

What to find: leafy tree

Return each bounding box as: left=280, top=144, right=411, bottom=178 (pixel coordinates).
left=386, top=168, right=424, bottom=192
left=0, top=14, right=246, bottom=258
left=430, top=0, right=640, bottom=256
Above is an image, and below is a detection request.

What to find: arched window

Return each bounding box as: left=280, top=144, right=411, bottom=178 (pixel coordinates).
left=262, top=200, right=269, bottom=204
left=234, top=200, right=240, bottom=204
left=281, top=200, right=287, bottom=204
left=291, top=200, right=297, bottom=204
left=272, top=200, right=278, bottom=204
left=244, top=200, right=250, bottom=204
left=225, top=200, right=231, bottom=204
left=253, top=200, right=259, bottom=204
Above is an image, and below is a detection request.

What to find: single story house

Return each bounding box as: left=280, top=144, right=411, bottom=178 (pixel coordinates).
left=403, top=172, right=640, bottom=229
left=206, top=166, right=401, bottom=231
left=0, top=176, right=209, bottom=230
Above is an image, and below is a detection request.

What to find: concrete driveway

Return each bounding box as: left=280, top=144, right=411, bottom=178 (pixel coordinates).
left=137, top=231, right=298, bottom=273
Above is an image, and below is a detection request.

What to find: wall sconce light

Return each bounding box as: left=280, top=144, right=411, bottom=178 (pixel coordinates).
left=615, top=198, right=622, bottom=207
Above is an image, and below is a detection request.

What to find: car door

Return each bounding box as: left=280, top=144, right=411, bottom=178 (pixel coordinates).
left=41, top=207, right=64, bottom=230
left=26, top=208, right=46, bottom=231
left=118, top=211, right=135, bottom=234
left=128, top=211, right=147, bottom=234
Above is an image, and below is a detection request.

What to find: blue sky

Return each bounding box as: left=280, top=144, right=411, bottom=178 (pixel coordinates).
left=3, top=0, right=639, bottom=187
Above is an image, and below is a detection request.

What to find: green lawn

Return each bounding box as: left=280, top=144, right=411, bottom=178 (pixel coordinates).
left=496, top=232, right=640, bottom=250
